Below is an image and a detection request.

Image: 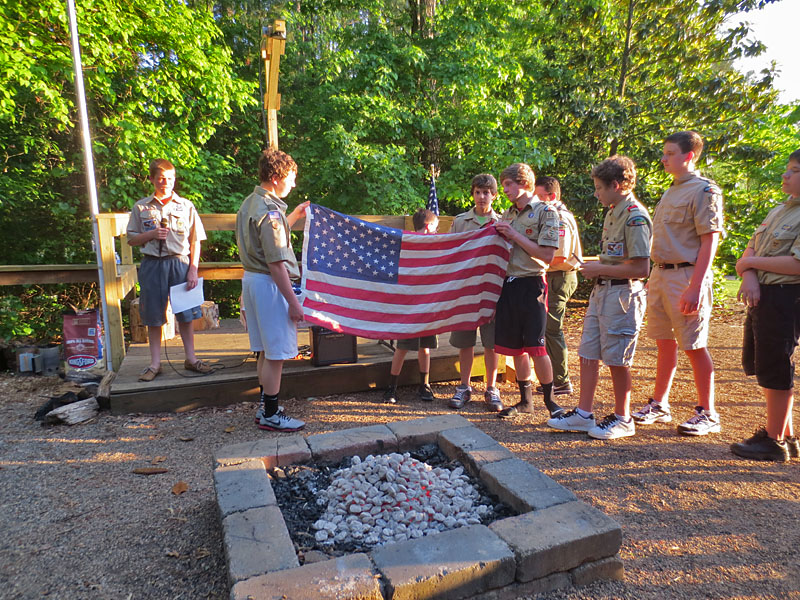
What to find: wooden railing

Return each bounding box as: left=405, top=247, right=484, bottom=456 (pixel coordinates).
left=0, top=213, right=455, bottom=371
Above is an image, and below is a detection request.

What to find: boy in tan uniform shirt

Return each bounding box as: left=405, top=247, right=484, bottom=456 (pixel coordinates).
left=633, top=131, right=724, bottom=436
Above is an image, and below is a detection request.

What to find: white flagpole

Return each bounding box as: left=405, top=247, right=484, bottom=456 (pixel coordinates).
left=66, top=0, right=114, bottom=371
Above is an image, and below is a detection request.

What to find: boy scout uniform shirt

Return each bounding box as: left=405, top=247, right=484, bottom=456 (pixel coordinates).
left=651, top=172, right=724, bottom=265
left=236, top=186, right=300, bottom=280
left=501, top=199, right=560, bottom=277
left=747, top=196, right=800, bottom=285
left=547, top=200, right=583, bottom=272
left=599, top=194, right=652, bottom=265
left=127, top=193, right=206, bottom=257
left=450, top=207, right=499, bottom=233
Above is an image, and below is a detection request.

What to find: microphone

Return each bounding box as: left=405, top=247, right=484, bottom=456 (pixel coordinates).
left=159, top=217, right=168, bottom=256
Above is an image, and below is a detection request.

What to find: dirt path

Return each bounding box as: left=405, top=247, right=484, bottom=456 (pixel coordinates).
left=1, top=301, right=799, bottom=599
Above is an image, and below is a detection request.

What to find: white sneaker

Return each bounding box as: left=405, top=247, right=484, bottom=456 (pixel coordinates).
left=547, top=408, right=595, bottom=432
left=632, top=398, right=672, bottom=424
left=677, top=407, right=720, bottom=436
left=588, top=414, right=636, bottom=440
left=257, top=409, right=305, bottom=432
left=254, top=405, right=284, bottom=423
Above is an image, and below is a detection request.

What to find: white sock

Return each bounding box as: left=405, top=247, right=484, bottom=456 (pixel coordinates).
left=576, top=407, right=592, bottom=418
left=616, top=413, right=632, bottom=423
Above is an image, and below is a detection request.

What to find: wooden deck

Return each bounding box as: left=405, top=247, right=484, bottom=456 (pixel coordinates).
left=110, top=319, right=500, bottom=414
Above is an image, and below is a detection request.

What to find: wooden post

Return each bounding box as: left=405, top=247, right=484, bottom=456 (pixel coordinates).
left=262, top=20, right=286, bottom=150
left=96, top=215, right=126, bottom=370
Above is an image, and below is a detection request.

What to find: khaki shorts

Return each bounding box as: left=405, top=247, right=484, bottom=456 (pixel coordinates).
left=241, top=271, right=298, bottom=360
left=396, top=335, right=438, bottom=351
left=449, top=320, right=495, bottom=349
left=646, top=266, right=712, bottom=350
left=578, top=280, right=646, bottom=367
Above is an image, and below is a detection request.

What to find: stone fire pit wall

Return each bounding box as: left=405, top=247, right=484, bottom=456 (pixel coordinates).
left=213, top=414, right=624, bottom=600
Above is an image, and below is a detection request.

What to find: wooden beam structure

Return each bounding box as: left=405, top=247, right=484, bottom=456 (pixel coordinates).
left=261, top=20, right=286, bottom=150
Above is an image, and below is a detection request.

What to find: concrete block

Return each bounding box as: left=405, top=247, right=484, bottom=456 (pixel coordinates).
left=386, top=414, right=473, bottom=451
left=438, top=427, right=514, bottom=477
left=489, top=500, right=622, bottom=582
left=307, top=424, right=398, bottom=464
left=571, top=555, right=624, bottom=586
left=473, top=571, right=572, bottom=600
left=214, top=435, right=311, bottom=469
left=214, top=459, right=276, bottom=518
left=222, top=506, right=299, bottom=584
left=371, top=524, right=515, bottom=600
left=230, top=553, right=382, bottom=600
left=480, top=458, right=577, bottom=513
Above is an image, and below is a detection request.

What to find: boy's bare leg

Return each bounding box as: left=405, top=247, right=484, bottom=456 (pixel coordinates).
left=609, top=365, right=632, bottom=418
left=147, top=326, right=162, bottom=371
left=483, top=347, right=499, bottom=388
left=417, top=347, right=431, bottom=376
left=513, top=353, right=532, bottom=381
left=390, top=349, right=410, bottom=376
left=177, top=320, right=198, bottom=365
left=653, top=339, right=679, bottom=404
left=260, top=358, right=284, bottom=396
left=685, top=347, right=715, bottom=413
left=531, top=354, right=553, bottom=385
left=578, top=357, right=600, bottom=413
left=764, top=388, right=793, bottom=441
left=459, top=347, right=475, bottom=387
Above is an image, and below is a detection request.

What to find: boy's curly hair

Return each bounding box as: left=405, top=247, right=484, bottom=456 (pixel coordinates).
left=499, top=163, right=535, bottom=191
left=591, top=155, right=637, bottom=193
left=258, top=148, right=297, bottom=183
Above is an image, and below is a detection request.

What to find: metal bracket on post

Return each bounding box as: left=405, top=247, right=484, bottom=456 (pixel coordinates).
left=261, top=20, right=286, bottom=150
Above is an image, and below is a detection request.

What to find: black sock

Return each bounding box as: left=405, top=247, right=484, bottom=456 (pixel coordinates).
left=517, top=379, right=533, bottom=405
left=389, top=374, right=399, bottom=389
left=420, top=371, right=430, bottom=385
left=261, top=393, right=279, bottom=418
left=541, top=382, right=561, bottom=413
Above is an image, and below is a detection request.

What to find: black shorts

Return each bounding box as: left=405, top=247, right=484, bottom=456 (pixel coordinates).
left=494, top=276, right=548, bottom=357
left=742, top=283, right=800, bottom=390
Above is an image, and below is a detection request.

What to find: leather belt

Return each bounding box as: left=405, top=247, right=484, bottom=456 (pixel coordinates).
left=596, top=278, right=635, bottom=286
left=657, top=262, right=694, bottom=269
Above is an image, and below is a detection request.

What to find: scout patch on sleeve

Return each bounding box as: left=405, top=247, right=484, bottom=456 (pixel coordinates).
left=268, top=210, right=282, bottom=231
left=606, top=241, right=624, bottom=257
left=703, top=184, right=722, bottom=203
left=626, top=215, right=648, bottom=227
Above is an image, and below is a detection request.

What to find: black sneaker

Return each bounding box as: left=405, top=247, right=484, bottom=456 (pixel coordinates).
left=418, top=384, right=435, bottom=402
left=383, top=387, right=398, bottom=404
left=536, top=382, right=573, bottom=395
left=498, top=402, right=534, bottom=418
left=786, top=436, right=800, bottom=459
left=730, top=428, right=789, bottom=462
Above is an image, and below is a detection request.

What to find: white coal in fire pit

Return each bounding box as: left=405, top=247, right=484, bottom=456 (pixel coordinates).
left=312, top=452, right=492, bottom=547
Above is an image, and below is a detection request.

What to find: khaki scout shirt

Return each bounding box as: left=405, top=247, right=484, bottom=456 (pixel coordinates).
left=127, top=193, right=206, bottom=258
left=651, top=172, right=724, bottom=265
left=747, top=196, right=800, bottom=285
left=547, top=200, right=583, bottom=273
left=450, top=207, right=499, bottom=233
left=236, top=186, right=300, bottom=280
left=501, top=198, right=560, bottom=277
left=599, top=194, right=652, bottom=265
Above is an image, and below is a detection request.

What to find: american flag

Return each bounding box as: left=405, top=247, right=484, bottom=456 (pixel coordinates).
left=427, top=173, right=440, bottom=216
left=301, top=204, right=510, bottom=339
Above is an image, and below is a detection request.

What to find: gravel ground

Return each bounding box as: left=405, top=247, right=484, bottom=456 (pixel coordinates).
left=1, top=300, right=799, bottom=600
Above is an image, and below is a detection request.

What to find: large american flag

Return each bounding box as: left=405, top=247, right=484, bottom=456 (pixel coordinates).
left=301, top=204, right=510, bottom=339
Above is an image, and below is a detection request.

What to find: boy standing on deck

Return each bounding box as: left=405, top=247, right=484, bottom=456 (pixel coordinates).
left=632, top=131, right=724, bottom=436
left=494, top=163, right=564, bottom=419
left=127, top=159, right=213, bottom=382
left=534, top=176, right=583, bottom=396
left=448, top=174, right=503, bottom=412
left=236, top=148, right=309, bottom=431
left=383, top=208, right=440, bottom=404
left=547, top=156, right=652, bottom=439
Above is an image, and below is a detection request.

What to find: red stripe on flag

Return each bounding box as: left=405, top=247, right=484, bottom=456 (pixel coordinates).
left=399, top=244, right=509, bottom=268
left=303, top=314, right=493, bottom=340
left=397, top=263, right=507, bottom=285
left=304, top=278, right=503, bottom=305
left=303, top=297, right=499, bottom=324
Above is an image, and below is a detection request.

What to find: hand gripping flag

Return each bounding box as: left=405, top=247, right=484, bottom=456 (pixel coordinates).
left=301, top=204, right=510, bottom=339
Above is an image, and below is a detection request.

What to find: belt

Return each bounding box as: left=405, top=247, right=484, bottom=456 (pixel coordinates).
left=657, top=262, right=694, bottom=269
left=596, top=278, right=635, bottom=286
left=143, top=254, right=183, bottom=260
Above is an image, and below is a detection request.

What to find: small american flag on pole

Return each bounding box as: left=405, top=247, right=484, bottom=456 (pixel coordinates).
left=301, top=204, right=510, bottom=339
left=427, top=165, right=440, bottom=216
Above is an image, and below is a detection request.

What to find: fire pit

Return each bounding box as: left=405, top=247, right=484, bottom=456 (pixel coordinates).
left=214, top=414, right=624, bottom=600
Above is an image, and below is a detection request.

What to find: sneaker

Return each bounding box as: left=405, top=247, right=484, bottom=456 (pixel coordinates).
left=498, top=401, right=534, bottom=418
left=786, top=436, right=800, bottom=459
left=254, top=405, right=285, bottom=423
left=588, top=414, right=636, bottom=440
left=536, top=382, right=574, bottom=395
left=632, top=399, right=672, bottom=424
left=547, top=408, right=595, bottom=432
left=730, top=428, right=789, bottom=462
left=184, top=358, right=214, bottom=374
left=418, top=384, right=435, bottom=402
left=257, top=409, right=305, bottom=432
left=448, top=385, right=471, bottom=409
left=677, top=407, right=721, bottom=436
left=484, top=387, right=504, bottom=413
left=383, top=387, right=398, bottom=404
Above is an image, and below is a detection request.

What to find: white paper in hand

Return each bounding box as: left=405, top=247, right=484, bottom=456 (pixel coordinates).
left=170, top=277, right=204, bottom=314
